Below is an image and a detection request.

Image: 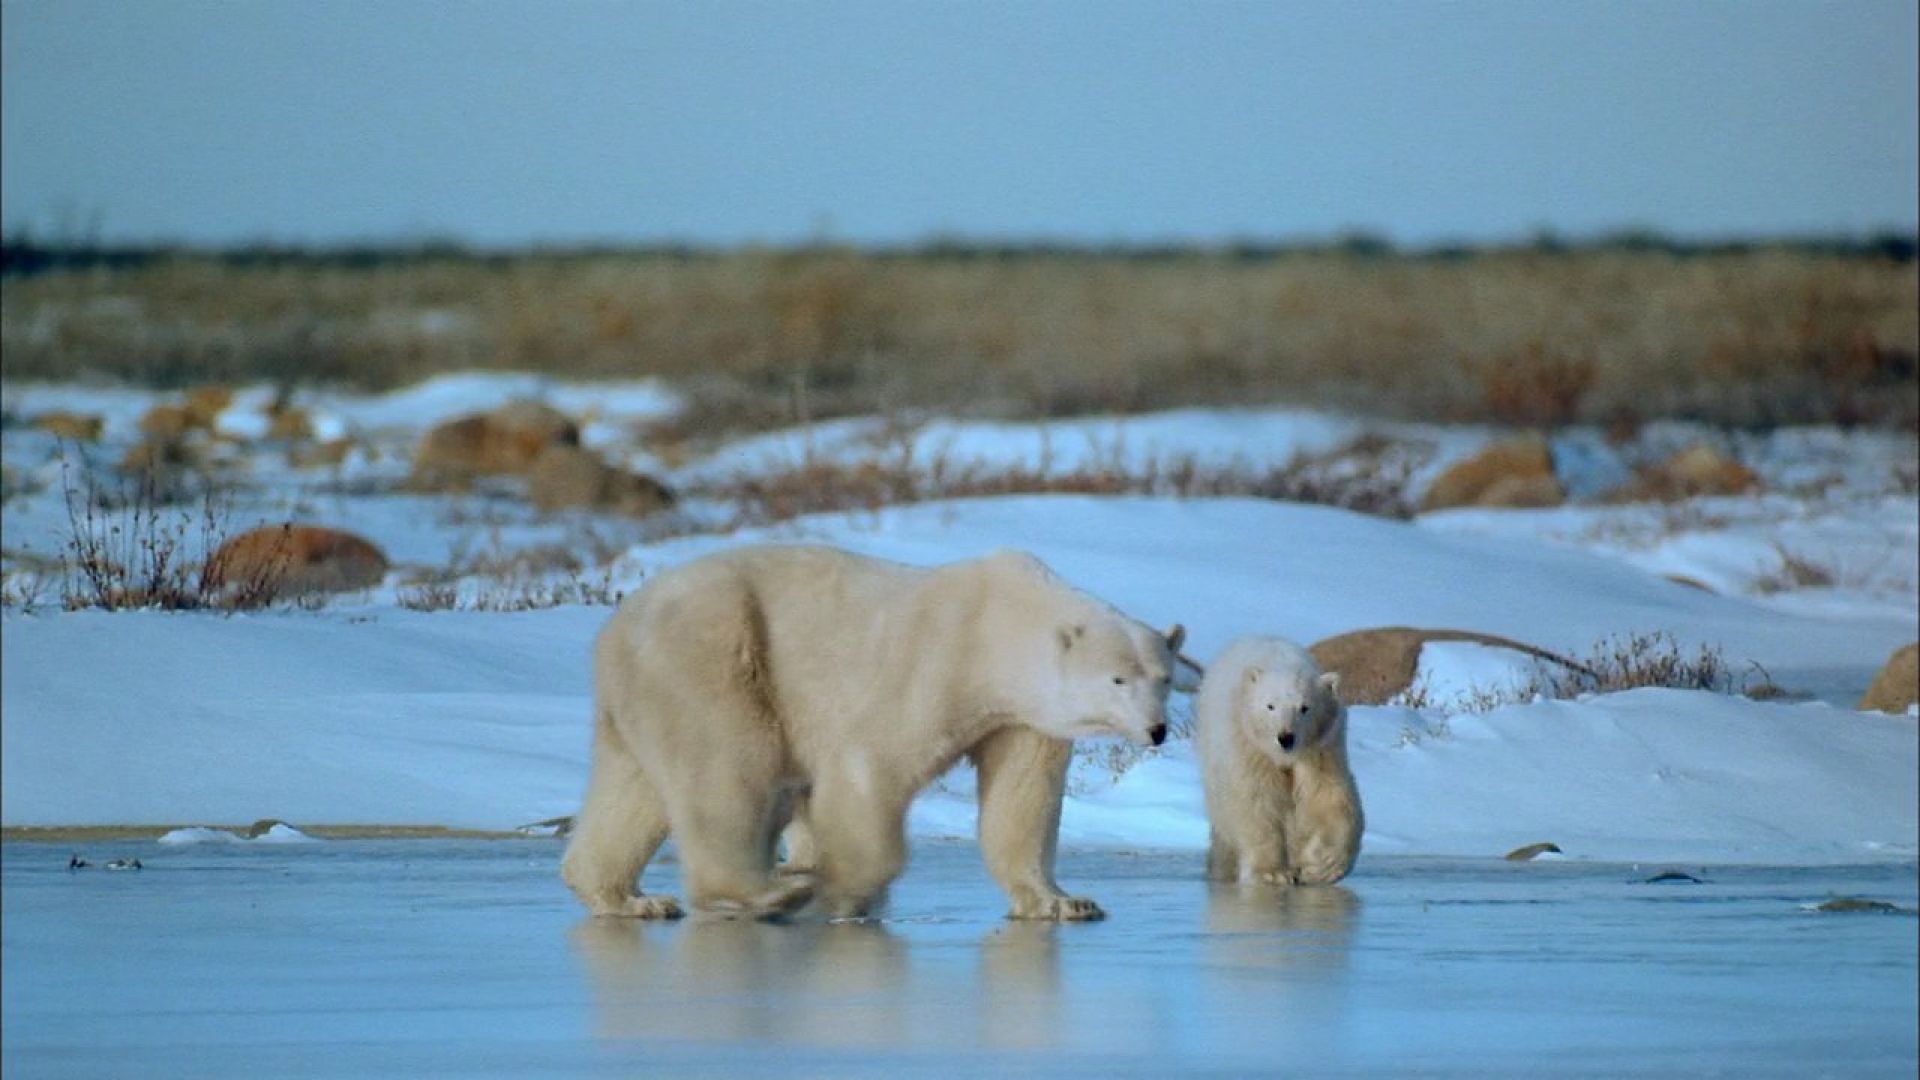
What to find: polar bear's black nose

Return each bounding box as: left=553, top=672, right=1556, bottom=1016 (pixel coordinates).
left=1277, top=731, right=1296, bottom=751
left=1149, top=724, right=1168, bottom=747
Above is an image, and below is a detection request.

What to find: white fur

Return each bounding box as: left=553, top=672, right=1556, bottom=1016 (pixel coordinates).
left=1196, top=635, right=1364, bottom=886
left=562, top=545, right=1181, bottom=920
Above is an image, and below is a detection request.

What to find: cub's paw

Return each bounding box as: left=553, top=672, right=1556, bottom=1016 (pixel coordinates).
left=1011, top=894, right=1106, bottom=922
left=616, top=894, right=684, bottom=920
left=1254, top=869, right=1300, bottom=888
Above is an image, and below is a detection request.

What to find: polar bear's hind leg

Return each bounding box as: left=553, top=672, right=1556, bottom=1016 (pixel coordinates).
left=561, top=733, right=681, bottom=919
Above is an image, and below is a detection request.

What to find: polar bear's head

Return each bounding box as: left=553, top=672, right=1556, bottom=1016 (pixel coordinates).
left=970, top=549, right=1183, bottom=747
left=1240, top=650, right=1344, bottom=766
left=1040, top=617, right=1184, bottom=748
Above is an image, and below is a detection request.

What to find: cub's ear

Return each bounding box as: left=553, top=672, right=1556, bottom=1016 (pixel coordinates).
left=1318, top=671, right=1343, bottom=699
left=1057, top=626, right=1074, bottom=652
left=1163, top=623, right=1186, bottom=653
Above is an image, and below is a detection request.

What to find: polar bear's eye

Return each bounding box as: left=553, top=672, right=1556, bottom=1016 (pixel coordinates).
left=1298, top=703, right=1311, bottom=715
left=1265, top=703, right=1274, bottom=711
left=1112, top=676, right=1126, bottom=686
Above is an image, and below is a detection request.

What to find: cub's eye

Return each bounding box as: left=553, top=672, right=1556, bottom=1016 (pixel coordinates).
left=1298, top=703, right=1311, bottom=715
left=1265, top=703, right=1275, bottom=711
left=1112, top=676, right=1126, bottom=686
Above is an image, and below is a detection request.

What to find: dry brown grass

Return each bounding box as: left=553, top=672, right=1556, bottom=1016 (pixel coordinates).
left=4, top=246, right=1914, bottom=430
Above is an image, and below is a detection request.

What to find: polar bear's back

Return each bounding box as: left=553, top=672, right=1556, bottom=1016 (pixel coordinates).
left=603, top=544, right=927, bottom=684
left=597, top=544, right=998, bottom=758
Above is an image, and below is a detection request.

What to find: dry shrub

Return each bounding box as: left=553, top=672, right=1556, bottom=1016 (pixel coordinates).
left=5, top=246, right=1913, bottom=429
left=696, top=433, right=1417, bottom=529
left=398, top=568, right=621, bottom=612
left=1475, top=345, right=1598, bottom=427
left=53, top=463, right=255, bottom=610
left=1382, top=631, right=1741, bottom=717
left=1753, top=545, right=1837, bottom=594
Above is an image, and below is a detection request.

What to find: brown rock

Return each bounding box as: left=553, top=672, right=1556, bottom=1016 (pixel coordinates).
left=1625, top=444, right=1759, bottom=501
left=1663, top=574, right=1716, bottom=593
left=411, top=400, right=580, bottom=488
left=183, top=385, right=234, bottom=428
left=1858, top=643, right=1919, bottom=714
left=29, top=411, right=105, bottom=441
left=1308, top=626, right=1591, bottom=705
left=205, top=524, right=389, bottom=598
left=527, top=444, right=676, bottom=516
left=267, top=406, right=313, bottom=441
left=1421, top=437, right=1563, bottom=512
left=120, top=437, right=198, bottom=475
left=139, top=403, right=196, bottom=440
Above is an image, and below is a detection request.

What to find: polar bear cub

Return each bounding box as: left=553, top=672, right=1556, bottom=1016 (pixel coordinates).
left=562, top=544, right=1182, bottom=921
left=1196, top=635, right=1363, bottom=885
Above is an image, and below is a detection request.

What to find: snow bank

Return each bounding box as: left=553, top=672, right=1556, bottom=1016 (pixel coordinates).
left=5, top=496, right=1913, bottom=865
left=156, top=824, right=318, bottom=845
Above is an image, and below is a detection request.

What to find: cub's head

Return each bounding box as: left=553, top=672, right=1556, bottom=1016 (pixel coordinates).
left=1240, top=651, right=1343, bottom=766
left=1041, top=619, right=1186, bottom=748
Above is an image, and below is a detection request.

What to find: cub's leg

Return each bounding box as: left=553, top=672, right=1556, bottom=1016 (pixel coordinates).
left=1221, top=814, right=1297, bottom=883
left=561, top=723, right=682, bottom=919
left=971, top=728, right=1103, bottom=921
left=1285, top=768, right=1363, bottom=885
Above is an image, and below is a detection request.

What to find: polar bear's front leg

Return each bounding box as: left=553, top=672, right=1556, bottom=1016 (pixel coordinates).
left=970, top=728, right=1105, bottom=922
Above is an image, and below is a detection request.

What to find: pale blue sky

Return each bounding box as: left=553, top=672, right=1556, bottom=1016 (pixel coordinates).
left=3, top=1, right=1915, bottom=247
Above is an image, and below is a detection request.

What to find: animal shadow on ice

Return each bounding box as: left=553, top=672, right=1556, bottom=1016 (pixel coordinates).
left=572, top=915, right=1081, bottom=1054
left=573, top=917, right=920, bottom=1049
left=1204, top=882, right=1360, bottom=973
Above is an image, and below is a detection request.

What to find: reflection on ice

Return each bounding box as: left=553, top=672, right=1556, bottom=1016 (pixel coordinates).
left=3, top=841, right=1914, bottom=1077
left=575, top=918, right=917, bottom=1049
left=576, top=915, right=1088, bottom=1055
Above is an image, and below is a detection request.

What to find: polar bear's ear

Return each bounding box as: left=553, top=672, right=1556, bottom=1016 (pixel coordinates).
left=1318, top=671, right=1343, bottom=699
left=1057, top=623, right=1086, bottom=651
left=1164, top=624, right=1186, bottom=653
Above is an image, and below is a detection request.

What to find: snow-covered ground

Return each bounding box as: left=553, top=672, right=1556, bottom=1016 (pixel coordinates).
left=2, top=376, right=1915, bottom=869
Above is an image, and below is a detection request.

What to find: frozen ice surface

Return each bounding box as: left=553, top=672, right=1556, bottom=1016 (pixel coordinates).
left=4, top=840, right=1914, bottom=1077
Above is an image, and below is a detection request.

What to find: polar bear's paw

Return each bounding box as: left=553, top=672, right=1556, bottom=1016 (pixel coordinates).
left=615, top=894, right=685, bottom=920
left=1010, top=894, right=1106, bottom=922
left=1290, top=860, right=1349, bottom=886
left=702, top=877, right=816, bottom=921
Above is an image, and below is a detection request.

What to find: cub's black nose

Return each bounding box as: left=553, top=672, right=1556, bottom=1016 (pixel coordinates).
left=1149, top=724, right=1168, bottom=747
left=1277, top=731, right=1296, bottom=751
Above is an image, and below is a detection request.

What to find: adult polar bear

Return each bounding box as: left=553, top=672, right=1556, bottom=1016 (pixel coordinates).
left=563, top=545, right=1183, bottom=921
